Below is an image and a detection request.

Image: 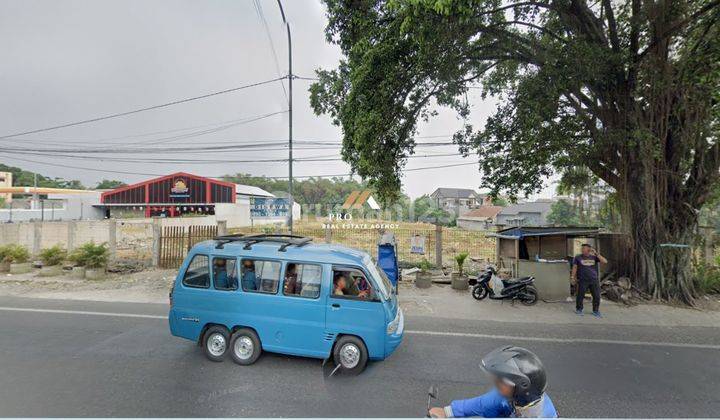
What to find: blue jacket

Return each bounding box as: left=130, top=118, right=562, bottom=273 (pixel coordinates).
left=214, top=269, right=229, bottom=289
left=450, top=389, right=557, bottom=418
left=241, top=270, right=257, bottom=291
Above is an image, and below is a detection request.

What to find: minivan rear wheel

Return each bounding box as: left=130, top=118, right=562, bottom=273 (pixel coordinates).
left=230, top=328, right=262, bottom=365
left=203, top=325, right=229, bottom=362
left=333, top=335, right=368, bottom=375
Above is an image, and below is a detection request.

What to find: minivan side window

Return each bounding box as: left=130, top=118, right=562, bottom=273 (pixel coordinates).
left=212, top=257, right=238, bottom=290
left=241, top=259, right=281, bottom=294
left=331, top=268, right=376, bottom=300
left=283, top=263, right=322, bottom=299
left=182, top=254, right=210, bottom=288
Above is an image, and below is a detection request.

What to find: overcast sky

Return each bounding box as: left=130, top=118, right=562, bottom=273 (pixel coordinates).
left=0, top=0, right=555, bottom=199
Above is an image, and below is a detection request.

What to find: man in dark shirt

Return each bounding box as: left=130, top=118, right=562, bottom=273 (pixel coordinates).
left=571, top=244, right=607, bottom=317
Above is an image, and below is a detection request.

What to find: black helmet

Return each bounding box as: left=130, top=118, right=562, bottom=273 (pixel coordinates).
left=481, top=346, right=547, bottom=407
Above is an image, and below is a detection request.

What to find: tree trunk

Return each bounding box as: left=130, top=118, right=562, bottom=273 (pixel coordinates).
left=624, top=168, right=697, bottom=305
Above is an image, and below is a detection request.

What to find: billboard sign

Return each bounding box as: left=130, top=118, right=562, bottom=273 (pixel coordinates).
left=169, top=178, right=190, bottom=199
left=250, top=197, right=289, bottom=218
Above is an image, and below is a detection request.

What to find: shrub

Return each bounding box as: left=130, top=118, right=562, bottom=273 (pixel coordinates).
left=694, top=263, right=720, bottom=295
left=3, top=244, right=30, bottom=264
left=39, top=245, right=67, bottom=266
left=419, top=258, right=433, bottom=272
left=0, top=245, right=10, bottom=262
left=69, top=242, right=109, bottom=269
left=455, top=252, right=469, bottom=276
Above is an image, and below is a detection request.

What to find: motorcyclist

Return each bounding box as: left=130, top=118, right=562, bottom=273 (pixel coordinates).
left=429, top=346, right=557, bottom=418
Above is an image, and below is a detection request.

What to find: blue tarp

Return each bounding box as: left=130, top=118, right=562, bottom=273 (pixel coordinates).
left=378, top=243, right=399, bottom=286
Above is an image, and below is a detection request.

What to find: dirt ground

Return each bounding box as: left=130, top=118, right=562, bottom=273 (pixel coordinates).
left=1, top=268, right=718, bottom=327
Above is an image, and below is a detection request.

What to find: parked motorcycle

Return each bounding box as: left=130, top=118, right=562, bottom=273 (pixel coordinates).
left=472, top=265, right=538, bottom=305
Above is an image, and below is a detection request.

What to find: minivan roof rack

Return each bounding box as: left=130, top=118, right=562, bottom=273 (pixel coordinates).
left=213, top=233, right=312, bottom=251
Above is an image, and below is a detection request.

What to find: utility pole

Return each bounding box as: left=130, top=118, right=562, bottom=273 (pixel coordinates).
left=277, top=0, right=293, bottom=234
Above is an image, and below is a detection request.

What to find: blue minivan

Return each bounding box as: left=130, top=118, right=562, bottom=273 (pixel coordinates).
left=169, top=234, right=404, bottom=374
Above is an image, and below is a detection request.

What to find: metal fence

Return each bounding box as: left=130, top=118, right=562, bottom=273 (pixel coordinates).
left=159, top=225, right=217, bottom=268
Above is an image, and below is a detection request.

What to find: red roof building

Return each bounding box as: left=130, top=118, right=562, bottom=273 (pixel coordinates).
left=100, top=172, right=236, bottom=217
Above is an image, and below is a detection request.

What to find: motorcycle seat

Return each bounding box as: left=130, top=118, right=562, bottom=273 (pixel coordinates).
left=502, top=276, right=533, bottom=287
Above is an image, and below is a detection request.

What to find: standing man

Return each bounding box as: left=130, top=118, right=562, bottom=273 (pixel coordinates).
left=571, top=243, right=607, bottom=317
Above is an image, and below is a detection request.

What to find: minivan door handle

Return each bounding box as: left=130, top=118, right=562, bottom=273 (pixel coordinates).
left=331, top=303, right=341, bottom=310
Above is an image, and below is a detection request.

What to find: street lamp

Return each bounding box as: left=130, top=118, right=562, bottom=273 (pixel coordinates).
left=276, top=0, right=293, bottom=234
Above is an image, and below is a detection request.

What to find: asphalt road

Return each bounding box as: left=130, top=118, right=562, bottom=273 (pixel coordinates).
left=1, top=296, right=719, bottom=417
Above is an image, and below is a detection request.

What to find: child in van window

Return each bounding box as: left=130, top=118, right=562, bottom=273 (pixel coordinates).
left=241, top=260, right=258, bottom=291
left=333, top=274, right=346, bottom=296
left=284, top=264, right=300, bottom=295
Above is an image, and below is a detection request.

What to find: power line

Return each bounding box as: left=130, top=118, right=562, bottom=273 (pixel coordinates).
left=254, top=0, right=288, bottom=101
left=0, top=154, right=477, bottom=180
left=0, top=76, right=285, bottom=139
left=1, top=110, right=288, bottom=147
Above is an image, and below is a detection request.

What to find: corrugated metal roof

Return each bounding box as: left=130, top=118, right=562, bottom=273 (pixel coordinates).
left=234, top=184, right=275, bottom=197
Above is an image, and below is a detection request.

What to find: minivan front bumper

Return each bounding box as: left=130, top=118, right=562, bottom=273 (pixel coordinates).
left=385, top=308, right=404, bottom=358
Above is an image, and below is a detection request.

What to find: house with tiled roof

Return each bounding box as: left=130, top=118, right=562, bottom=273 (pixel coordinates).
left=429, top=187, right=492, bottom=214
left=457, top=205, right=504, bottom=230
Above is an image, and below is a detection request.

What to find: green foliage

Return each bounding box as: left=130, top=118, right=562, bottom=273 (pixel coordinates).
left=454, top=251, right=469, bottom=275
left=260, top=224, right=277, bottom=234
left=222, top=173, right=371, bottom=207
left=95, top=179, right=126, bottom=189
left=419, top=258, right=432, bottom=272
left=39, top=245, right=67, bottom=266
left=311, top=0, right=720, bottom=303
left=547, top=199, right=581, bottom=226
left=68, top=242, right=108, bottom=268
left=693, top=263, right=720, bottom=295
left=0, top=164, right=84, bottom=190
left=491, top=196, right=508, bottom=207
left=0, top=245, right=10, bottom=262
left=2, top=244, right=30, bottom=263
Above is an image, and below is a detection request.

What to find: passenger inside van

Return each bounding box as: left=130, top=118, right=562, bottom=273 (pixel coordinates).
left=213, top=258, right=237, bottom=289
left=333, top=274, right=347, bottom=296
left=333, top=272, right=370, bottom=299
left=283, top=263, right=299, bottom=295
left=241, top=259, right=258, bottom=291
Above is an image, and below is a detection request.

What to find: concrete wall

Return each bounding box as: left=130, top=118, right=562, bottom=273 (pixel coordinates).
left=496, top=211, right=548, bottom=226
left=518, top=260, right=570, bottom=300
left=457, top=218, right=491, bottom=231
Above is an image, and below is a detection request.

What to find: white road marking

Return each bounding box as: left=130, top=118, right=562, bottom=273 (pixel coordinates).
left=405, top=330, right=720, bottom=350
left=0, top=306, right=166, bottom=319
left=1, top=306, right=718, bottom=350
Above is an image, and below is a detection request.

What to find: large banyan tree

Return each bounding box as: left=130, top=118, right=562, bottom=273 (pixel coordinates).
left=310, top=0, right=720, bottom=304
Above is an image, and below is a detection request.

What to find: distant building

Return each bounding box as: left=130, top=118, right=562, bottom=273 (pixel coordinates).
left=100, top=172, right=235, bottom=218
left=0, top=191, right=104, bottom=222
left=429, top=187, right=493, bottom=215
left=496, top=200, right=555, bottom=227
left=456, top=206, right=504, bottom=230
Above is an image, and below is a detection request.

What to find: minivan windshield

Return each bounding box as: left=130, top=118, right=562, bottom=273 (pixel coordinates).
left=364, top=255, right=392, bottom=301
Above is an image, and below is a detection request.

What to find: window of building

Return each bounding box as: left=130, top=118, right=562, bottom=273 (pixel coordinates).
left=182, top=254, right=210, bottom=288
left=212, top=257, right=238, bottom=290
left=283, top=263, right=322, bottom=299
left=241, top=259, right=281, bottom=294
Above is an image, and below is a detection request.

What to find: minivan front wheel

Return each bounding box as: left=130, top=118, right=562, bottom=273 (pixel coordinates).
left=203, top=325, right=229, bottom=362
left=230, top=328, right=262, bottom=365
left=333, top=335, right=368, bottom=375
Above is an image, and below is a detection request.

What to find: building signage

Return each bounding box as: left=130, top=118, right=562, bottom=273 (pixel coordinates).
left=250, top=197, right=289, bottom=218
left=169, top=178, right=190, bottom=199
